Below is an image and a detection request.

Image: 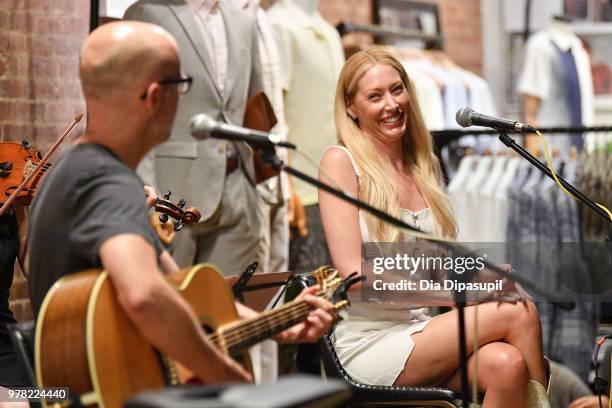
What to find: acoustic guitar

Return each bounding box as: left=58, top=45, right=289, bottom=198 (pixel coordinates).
left=35, top=264, right=353, bottom=408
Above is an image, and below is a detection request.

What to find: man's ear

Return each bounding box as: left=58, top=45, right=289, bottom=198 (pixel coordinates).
left=144, top=83, right=162, bottom=115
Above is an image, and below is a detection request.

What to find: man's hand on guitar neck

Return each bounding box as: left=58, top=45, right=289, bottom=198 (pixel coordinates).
left=274, top=286, right=335, bottom=343
left=236, top=286, right=336, bottom=344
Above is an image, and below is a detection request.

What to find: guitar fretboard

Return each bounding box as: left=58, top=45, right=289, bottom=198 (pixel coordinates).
left=208, top=299, right=316, bottom=355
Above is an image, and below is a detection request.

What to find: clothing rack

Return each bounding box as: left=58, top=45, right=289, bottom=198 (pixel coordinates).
left=336, top=22, right=444, bottom=48
left=431, top=125, right=612, bottom=150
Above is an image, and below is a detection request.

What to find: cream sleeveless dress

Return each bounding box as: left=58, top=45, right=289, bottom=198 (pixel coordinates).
left=328, top=146, right=435, bottom=386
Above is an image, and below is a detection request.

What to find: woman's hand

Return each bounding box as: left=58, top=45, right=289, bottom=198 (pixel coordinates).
left=492, top=264, right=532, bottom=303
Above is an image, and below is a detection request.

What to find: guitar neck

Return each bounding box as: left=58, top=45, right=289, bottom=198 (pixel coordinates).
left=210, top=300, right=313, bottom=355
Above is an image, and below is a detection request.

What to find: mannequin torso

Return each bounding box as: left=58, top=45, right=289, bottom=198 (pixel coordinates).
left=291, top=0, right=318, bottom=15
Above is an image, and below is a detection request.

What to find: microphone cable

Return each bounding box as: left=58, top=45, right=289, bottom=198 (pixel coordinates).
left=535, top=130, right=612, bottom=222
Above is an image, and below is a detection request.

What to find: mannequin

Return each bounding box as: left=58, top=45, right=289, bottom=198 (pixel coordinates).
left=292, top=0, right=317, bottom=15
left=519, top=16, right=594, bottom=155
left=267, top=0, right=345, bottom=273
left=125, top=0, right=267, bottom=278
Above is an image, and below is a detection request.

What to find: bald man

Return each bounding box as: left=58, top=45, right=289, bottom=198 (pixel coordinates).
left=27, top=21, right=334, bottom=385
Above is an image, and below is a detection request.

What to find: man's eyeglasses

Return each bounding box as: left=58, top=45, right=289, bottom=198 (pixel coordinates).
left=140, top=74, right=193, bottom=100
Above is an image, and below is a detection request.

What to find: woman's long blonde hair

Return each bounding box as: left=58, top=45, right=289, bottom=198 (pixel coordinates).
left=335, top=47, right=457, bottom=241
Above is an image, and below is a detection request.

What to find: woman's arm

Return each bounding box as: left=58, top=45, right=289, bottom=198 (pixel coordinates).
left=318, top=148, right=362, bottom=288
left=318, top=149, right=462, bottom=307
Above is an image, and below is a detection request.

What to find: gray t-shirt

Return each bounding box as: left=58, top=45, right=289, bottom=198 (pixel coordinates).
left=28, top=143, right=163, bottom=315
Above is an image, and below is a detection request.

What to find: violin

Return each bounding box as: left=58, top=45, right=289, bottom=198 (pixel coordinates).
left=0, top=141, right=49, bottom=212
left=154, top=191, right=201, bottom=232
left=0, top=114, right=83, bottom=216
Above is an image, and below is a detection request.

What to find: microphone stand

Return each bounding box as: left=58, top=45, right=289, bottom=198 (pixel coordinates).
left=259, top=148, right=574, bottom=406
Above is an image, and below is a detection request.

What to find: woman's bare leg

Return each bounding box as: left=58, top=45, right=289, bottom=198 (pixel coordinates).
left=441, top=342, right=529, bottom=407
left=394, top=301, right=546, bottom=388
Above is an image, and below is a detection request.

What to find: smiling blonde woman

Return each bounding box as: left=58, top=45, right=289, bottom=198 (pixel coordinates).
left=318, top=47, right=550, bottom=408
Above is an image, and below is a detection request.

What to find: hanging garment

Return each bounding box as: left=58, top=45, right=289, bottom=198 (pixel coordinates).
left=267, top=0, right=344, bottom=206
left=518, top=23, right=595, bottom=154
left=402, top=66, right=445, bottom=131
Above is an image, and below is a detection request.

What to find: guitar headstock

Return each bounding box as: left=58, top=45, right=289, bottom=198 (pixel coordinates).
left=312, top=265, right=337, bottom=287
left=310, top=266, right=363, bottom=313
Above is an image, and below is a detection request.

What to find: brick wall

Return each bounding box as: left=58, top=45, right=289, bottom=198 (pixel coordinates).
left=436, top=0, right=483, bottom=75
left=1, top=0, right=89, bottom=321
left=319, top=0, right=373, bottom=52
left=319, top=0, right=483, bottom=75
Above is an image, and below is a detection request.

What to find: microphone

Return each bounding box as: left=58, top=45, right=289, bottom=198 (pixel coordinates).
left=189, top=114, right=296, bottom=149
left=456, top=107, right=538, bottom=133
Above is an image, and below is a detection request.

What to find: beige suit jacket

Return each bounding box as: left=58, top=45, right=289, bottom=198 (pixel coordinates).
left=125, top=0, right=263, bottom=221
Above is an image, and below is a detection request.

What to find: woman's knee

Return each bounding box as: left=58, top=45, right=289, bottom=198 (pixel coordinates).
left=480, top=343, right=529, bottom=386
left=501, top=300, right=541, bottom=333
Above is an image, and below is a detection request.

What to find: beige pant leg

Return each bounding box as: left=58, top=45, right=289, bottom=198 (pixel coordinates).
left=267, top=201, right=289, bottom=273
left=191, top=170, right=266, bottom=276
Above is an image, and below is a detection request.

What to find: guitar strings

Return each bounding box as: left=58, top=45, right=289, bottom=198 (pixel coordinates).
left=209, top=284, right=331, bottom=347
left=210, top=306, right=310, bottom=351
left=210, top=267, right=340, bottom=350
left=209, top=301, right=315, bottom=349
left=210, top=298, right=327, bottom=350
left=215, top=305, right=310, bottom=352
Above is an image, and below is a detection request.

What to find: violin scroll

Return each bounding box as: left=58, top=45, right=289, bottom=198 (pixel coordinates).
left=154, top=191, right=201, bottom=232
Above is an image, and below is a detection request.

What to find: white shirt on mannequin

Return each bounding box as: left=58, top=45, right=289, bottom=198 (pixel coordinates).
left=267, top=0, right=344, bottom=205
left=518, top=20, right=594, bottom=153
left=291, top=0, right=318, bottom=15
left=185, top=0, right=228, bottom=96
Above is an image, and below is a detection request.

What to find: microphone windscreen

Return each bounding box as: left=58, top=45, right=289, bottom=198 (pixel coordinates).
left=455, top=107, right=474, bottom=128
left=189, top=113, right=215, bottom=140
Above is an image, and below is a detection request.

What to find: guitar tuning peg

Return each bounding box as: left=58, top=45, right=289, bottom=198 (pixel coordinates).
left=178, top=199, right=186, bottom=208
left=22, top=139, right=31, bottom=149
left=174, top=221, right=183, bottom=232
left=159, top=213, right=169, bottom=224
left=312, top=267, right=323, bottom=286
left=163, top=191, right=171, bottom=200
left=334, top=300, right=349, bottom=310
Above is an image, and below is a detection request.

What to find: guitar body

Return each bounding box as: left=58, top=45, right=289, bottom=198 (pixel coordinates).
left=167, top=264, right=253, bottom=377
left=36, top=264, right=249, bottom=408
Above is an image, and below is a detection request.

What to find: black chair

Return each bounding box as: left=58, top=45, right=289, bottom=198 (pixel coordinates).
left=7, top=320, right=36, bottom=387
left=292, top=273, right=461, bottom=407
left=317, top=333, right=460, bottom=407
left=7, top=321, right=44, bottom=408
